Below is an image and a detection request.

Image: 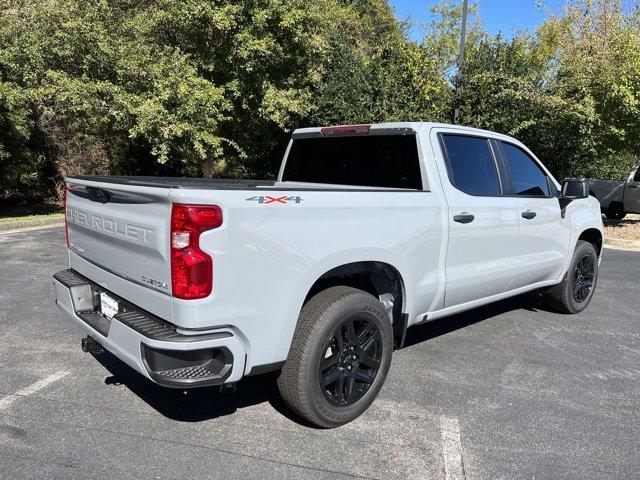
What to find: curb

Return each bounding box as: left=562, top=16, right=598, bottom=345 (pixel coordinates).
left=0, top=223, right=64, bottom=236
left=603, top=238, right=640, bottom=252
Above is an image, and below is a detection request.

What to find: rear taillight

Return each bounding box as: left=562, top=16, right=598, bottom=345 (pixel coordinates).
left=170, top=204, right=223, bottom=300
left=64, top=187, right=69, bottom=247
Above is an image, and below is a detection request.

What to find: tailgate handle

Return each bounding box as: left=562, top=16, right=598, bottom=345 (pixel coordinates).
left=85, top=187, right=112, bottom=203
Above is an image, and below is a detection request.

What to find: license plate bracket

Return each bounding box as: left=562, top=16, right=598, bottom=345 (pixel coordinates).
left=100, top=292, right=119, bottom=319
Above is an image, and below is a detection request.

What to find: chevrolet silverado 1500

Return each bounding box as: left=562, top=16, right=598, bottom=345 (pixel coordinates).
left=53, top=122, right=604, bottom=427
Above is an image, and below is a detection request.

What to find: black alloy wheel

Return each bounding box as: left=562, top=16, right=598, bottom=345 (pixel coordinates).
left=573, top=253, right=595, bottom=303
left=319, top=316, right=383, bottom=407
left=543, top=240, right=599, bottom=314
left=277, top=286, right=393, bottom=428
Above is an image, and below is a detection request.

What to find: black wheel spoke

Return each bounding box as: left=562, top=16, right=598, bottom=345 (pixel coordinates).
left=359, top=352, right=381, bottom=369
left=321, top=354, right=338, bottom=370
left=345, top=376, right=355, bottom=400
left=322, top=367, right=340, bottom=387
left=580, top=286, right=588, bottom=301
left=356, top=370, right=375, bottom=384
left=346, top=321, right=357, bottom=344
left=318, top=315, right=383, bottom=407
left=572, top=252, right=596, bottom=303
left=573, top=281, right=582, bottom=296
left=361, top=335, right=376, bottom=354
left=334, top=328, right=345, bottom=351
left=337, top=374, right=345, bottom=403
left=356, top=323, right=375, bottom=348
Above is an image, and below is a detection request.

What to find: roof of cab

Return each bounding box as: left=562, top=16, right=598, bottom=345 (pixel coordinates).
left=291, top=122, right=518, bottom=143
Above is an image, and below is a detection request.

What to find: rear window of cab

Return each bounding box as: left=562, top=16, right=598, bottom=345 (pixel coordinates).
left=282, top=135, right=423, bottom=190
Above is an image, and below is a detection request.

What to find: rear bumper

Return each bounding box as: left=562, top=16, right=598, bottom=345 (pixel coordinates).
left=53, top=269, right=246, bottom=387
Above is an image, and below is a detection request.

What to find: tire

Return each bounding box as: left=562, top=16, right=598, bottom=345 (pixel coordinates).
left=605, top=203, right=626, bottom=220
left=544, top=240, right=599, bottom=314
left=277, top=286, right=393, bottom=428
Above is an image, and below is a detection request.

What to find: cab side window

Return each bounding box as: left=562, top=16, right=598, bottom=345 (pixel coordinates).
left=500, top=142, right=550, bottom=197
left=633, top=168, right=640, bottom=183
left=440, top=134, right=501, bottom=196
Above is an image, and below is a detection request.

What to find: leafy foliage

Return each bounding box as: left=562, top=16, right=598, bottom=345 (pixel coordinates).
left=432, top=0, right=640, bottom=179
left=0, top=0, right=638, bottom=199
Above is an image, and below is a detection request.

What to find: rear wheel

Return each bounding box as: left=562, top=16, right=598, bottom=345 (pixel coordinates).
left=544, top=240, right=599, bottom=314
left=605, top=203, right=626, bottom=220
left=277, top=286, right=393, bottom=428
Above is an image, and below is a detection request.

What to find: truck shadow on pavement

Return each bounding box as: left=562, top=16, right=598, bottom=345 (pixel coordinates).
left=94, top=351, right=301, bottom=423
left=403, top=291, right=551, bottom=348
left=93, top=291, right=554, bottom=425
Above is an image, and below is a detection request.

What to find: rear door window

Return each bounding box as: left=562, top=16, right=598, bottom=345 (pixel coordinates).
left=500, top=142, right=550, bottom=196
left=282, top=134, right=422, bottom=189
left=440, top=134, right=501, bottom=196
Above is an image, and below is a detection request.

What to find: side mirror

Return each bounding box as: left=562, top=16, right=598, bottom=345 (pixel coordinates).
left=561, top=178, right=589, bottom=199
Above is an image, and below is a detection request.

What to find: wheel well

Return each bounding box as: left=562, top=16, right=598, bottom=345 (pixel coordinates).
left=304, top=262, right=408, bottom=348
left=578, top=228, right=603, bottom=256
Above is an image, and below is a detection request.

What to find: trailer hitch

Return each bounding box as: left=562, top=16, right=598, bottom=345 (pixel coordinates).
left=81, top=336, right=104, bottom=355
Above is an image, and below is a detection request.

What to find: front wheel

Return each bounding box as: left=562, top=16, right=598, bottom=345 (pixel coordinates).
left=544, top=240, right=599, bottom=314
left=277, top=286, right=393, bottom=428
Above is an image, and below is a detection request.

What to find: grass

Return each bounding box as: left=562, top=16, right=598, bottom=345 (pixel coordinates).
left=0, top=203, right=65, bottom=231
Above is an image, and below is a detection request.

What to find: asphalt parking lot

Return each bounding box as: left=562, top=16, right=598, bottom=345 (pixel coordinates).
left=1, top=226, right=639, bottom=479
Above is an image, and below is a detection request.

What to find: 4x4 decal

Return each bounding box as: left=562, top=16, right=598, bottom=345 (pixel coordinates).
left=246, top=195, right=303, bottom=204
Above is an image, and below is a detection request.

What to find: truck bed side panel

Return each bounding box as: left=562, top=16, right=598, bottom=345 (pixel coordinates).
left=586, top=179, right=625, bottom=209
left=169, top=188, right=443, bottom=369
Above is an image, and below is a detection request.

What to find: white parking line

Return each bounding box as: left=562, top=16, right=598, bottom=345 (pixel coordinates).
left=441, top=416, right=465, bottom=480
left=0, top=371, right=69, bottom=411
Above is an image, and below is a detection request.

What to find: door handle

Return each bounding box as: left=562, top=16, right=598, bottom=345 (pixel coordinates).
left=628, top=184, right=638, bottom=188
left=453, top=213, right=475, bottom=224
left=522, top=211, right=537, bottom=220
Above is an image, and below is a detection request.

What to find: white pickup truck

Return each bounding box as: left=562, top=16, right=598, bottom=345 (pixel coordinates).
left=53, top=122, right=604, bottom=427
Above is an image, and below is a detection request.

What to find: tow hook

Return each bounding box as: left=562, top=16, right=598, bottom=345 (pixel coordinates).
left=81, top=336, right=104, bottom=355
left=219, top=383, right=237, bottom=394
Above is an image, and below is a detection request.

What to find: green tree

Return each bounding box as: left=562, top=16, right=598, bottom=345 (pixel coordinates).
left=1, top=0, right=639, bottom=198
left=0, top=0, right=335, bottom=193
left=539, top=0, right=640, bottom=178
left=310, top=0, right=450, bottom=126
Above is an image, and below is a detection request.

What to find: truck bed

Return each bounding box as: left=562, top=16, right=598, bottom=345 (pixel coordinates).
left=68, top=175, right=277, bottom=190
left=585, top=178, right=625, bottom=209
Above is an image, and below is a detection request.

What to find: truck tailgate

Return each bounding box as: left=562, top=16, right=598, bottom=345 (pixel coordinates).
left=65, top=178, right=172, bottom=296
